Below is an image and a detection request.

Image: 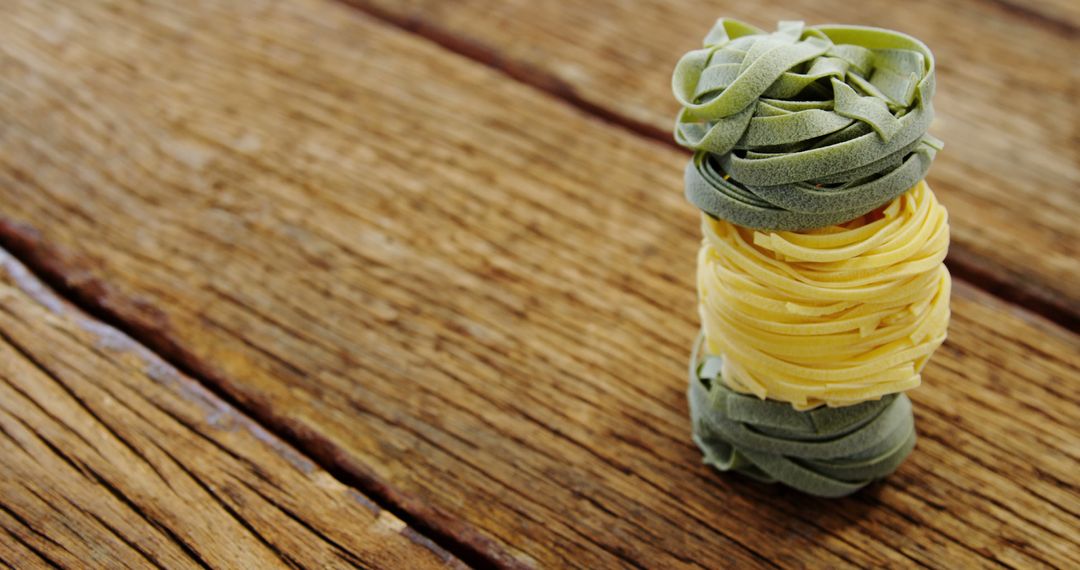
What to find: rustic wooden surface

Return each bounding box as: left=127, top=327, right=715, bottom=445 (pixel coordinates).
left=348, top=0, right=1080, bottom=326
left=0, top=250, right=461, bottom=568
left=0, top=0, right=1077, bottom=568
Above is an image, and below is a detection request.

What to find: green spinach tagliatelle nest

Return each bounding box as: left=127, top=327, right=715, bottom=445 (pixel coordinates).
left=673, top=19, right=942, bottom=231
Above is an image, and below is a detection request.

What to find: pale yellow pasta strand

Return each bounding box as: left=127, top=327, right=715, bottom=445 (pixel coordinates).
left=697, top=180, right=952, bottom=409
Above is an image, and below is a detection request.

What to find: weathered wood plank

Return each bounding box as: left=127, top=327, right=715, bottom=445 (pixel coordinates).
left=345, top=0, right=1080, bottom=324
left=0, top=0, right=1077, bottom=567
left=0, top=249, right=461, bottom=568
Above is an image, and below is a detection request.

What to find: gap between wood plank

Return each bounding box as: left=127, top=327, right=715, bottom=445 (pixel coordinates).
left=979, top=0, right=1079, bottom=35
left=0, top=222, right=502, bottom=570
left=332, top=0, right=1080, bottom=334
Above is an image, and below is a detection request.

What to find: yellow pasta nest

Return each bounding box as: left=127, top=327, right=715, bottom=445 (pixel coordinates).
left=697, top=180, right=951, bottom=409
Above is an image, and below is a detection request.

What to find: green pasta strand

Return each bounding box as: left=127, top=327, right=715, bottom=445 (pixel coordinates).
left=673, top=20, right=942, bottom=230
left=687, top=333, right=916, bottom=497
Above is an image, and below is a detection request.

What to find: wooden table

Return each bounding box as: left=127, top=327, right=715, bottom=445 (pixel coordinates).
left=0, top=0, right=1077, bottom=567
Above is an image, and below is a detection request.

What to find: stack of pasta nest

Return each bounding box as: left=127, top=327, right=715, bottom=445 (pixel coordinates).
left=674, top=19, right=951, bottom=497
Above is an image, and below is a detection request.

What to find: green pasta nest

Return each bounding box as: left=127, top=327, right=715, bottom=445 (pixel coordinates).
left=688, top=338, right=916, bottom=498
left=673, top=20, right=942, bottom=231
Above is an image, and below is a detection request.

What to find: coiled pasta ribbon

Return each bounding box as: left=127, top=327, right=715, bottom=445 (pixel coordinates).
left=697, top=180, right=951, bottom=409
left=674, top=19, right=942, bottom=230
left=688, top=341, right=915, bottom=498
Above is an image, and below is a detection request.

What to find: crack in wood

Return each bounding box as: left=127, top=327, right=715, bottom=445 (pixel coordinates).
left=83, top=465, right=215, bottom=570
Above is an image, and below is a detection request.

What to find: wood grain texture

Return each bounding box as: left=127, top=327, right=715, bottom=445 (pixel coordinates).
left=0, top=0, right=1078, bottom=567
left=345, top=0, right=1080, bottom=325
left=0, top=248, right=461, bottom=568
